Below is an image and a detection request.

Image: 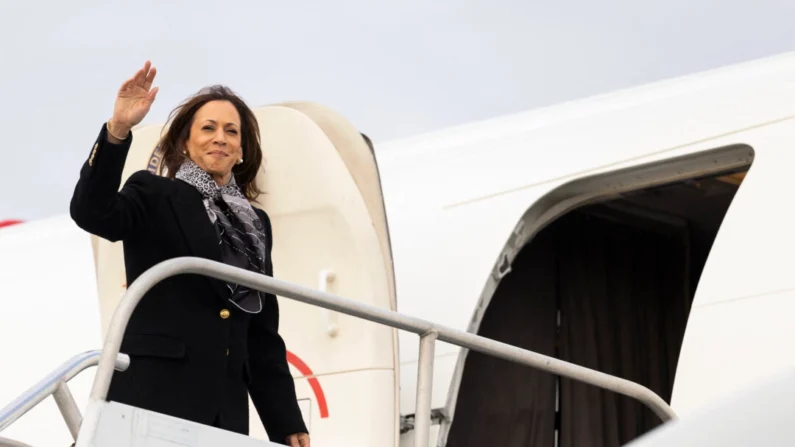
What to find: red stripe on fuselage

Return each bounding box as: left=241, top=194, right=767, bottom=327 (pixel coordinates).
left=0, top=219, right=23, bottom=229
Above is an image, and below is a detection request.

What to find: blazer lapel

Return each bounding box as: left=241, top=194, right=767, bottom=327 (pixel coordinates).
left=169, top=180, right=229, bottom=302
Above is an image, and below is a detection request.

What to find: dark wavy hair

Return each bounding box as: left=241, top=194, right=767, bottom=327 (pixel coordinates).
left=157, top=85, right=263, bottom=200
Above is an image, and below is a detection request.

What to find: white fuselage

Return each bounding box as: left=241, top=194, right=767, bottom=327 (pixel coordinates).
left=3, top=51, right=795, bottom=446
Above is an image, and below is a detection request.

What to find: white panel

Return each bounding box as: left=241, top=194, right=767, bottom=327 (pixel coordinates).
left=88, top=401, right=283, bottom=447
left=672, top=288, right=795, bottom=417
left=673, top=122, right=795, bottom=417
left=692, top=125, right=795, bottom=305
left=629, top=363, right=795, bottom=446
left=250, top=108, right=398, bottom=447
left=265, top=207, right=393, bottom=373
left=0, top=217, right=102, bottom=446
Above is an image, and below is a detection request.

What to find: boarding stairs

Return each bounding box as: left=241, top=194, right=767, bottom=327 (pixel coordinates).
left=0, top=257, right=677, bottom=447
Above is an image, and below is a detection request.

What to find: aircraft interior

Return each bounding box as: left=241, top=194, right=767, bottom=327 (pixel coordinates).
left=445, top=169, right=747, bottom=447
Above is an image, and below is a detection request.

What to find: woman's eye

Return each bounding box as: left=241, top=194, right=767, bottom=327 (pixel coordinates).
left=227, top=129, right=238, bottom=135
left=203, top=126, right=214, bottom=131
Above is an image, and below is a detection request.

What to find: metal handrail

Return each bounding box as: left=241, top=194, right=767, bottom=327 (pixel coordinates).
left=0, top=350, right=130, bottom=440
left=88, top=257, right=677, bottom=447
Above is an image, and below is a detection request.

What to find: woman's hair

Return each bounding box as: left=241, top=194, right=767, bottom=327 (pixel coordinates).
left=157, top=85, right=263, bottom=200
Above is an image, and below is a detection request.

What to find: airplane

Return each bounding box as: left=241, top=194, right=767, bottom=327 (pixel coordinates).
left=2, top=49, right=795, bottom=446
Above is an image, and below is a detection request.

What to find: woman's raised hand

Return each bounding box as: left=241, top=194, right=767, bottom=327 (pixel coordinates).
left=108, top=60, right=159, bottom=138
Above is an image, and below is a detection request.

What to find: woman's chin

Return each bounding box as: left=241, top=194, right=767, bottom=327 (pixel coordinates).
left=199, top=162, right=233, bottom=180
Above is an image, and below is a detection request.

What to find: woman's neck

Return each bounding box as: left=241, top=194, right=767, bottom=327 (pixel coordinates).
left=213, top=172, right=232, bottom=186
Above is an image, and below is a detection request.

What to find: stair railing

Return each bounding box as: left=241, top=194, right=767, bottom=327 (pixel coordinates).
left=85, top=257, right=677, bottom=447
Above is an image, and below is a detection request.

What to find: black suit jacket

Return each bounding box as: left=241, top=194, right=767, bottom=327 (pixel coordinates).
left=70, top=124, right=307, bottom=443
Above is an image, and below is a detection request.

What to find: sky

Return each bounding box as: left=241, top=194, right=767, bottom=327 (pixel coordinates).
left=1, top=0, right=794, bottom=220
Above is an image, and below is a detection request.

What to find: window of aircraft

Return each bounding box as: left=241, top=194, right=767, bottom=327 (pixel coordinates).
left=446, top=166, right=748, bottom=447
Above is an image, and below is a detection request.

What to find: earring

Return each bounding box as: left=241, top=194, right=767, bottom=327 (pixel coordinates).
left=237, top=158, right=243, bottom=165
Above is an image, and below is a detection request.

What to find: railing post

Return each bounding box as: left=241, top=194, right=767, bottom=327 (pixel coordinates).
left=414, top=329, right=437, bottom=447
left=52, top=381, right=81, bottom=441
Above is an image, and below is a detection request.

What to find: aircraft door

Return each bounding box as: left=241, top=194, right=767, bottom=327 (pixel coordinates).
left=91, top=101, right=399, bottom=446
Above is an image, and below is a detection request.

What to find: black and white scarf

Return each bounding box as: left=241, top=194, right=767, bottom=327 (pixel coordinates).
left=175, top=159, right=266, bottom=314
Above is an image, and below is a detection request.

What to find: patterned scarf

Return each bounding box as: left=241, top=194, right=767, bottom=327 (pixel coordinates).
left=175, top=159, right=266, bottom=314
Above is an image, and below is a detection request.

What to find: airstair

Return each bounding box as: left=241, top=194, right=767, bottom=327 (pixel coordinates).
left=0, top=257, right=677, bottom=447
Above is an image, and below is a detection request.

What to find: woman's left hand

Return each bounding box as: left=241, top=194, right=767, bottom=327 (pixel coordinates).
left=285, top=432, right=310, bottom=447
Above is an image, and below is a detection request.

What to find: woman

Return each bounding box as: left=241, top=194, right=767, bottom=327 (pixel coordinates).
left=70, top=61, right=310, bottom=447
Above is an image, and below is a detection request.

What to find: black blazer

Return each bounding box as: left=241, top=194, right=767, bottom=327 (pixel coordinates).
left=70, top=124, right=307, bottom=443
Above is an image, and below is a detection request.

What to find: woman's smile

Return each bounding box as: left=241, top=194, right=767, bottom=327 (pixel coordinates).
left=207, top=150, right=229, bottom=158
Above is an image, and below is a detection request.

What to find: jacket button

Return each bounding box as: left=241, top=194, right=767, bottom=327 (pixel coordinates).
left=220, top=309, right=230, bottom=319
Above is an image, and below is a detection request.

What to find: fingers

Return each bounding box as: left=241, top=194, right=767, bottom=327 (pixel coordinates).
left=285, top=433, right=309, bottom=447
left=143, top=65, right=157, bottom=90
left=119, top=61, right=156, bottom=96
left=133, top=60, right=154, bottom=88
left=132, top=65, right=146, bottom=88
left=147, top=86, right=159, bottom=103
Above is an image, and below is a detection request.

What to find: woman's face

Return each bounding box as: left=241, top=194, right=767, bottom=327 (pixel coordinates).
left=185, top=100, right=243, bottom=185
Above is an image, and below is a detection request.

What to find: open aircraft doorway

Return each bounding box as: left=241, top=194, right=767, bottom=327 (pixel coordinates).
left=441, top=144, right=753, bottom=446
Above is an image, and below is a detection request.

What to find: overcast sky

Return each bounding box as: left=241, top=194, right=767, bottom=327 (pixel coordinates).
left=2, top=0, right=794, bottom=220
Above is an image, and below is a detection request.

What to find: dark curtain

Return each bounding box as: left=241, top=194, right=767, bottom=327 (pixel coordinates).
left=445, top=208, right=693, bottom=447
left=446, top=229, right=559, bottom=447
left=556, top=210, right=691, bottom=447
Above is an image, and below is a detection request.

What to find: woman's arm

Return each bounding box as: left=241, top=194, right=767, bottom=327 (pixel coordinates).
left=71, top=61, right=160, bottom=241
left=69, top=122, right=156, bottom=242
left=248, top=208, right=308, bottom=444
left=248, top=295, right=309, bottom=444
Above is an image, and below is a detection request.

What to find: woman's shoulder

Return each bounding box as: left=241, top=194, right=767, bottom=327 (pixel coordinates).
left=117, top=171, right=185, bottom=212
left=252, top=206, right=271, bottom=227
left=124, top=170, right=178, bottom=194
left=251, top=205, right=269, bottom=220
